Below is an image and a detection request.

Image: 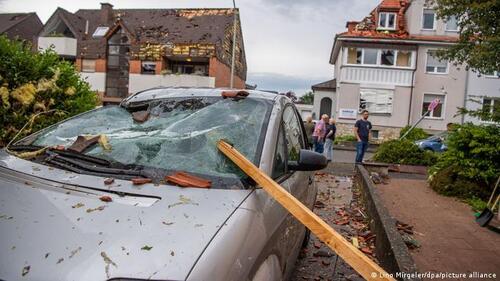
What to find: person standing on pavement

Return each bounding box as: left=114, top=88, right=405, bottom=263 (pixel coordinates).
left=303, top=116, right=315, bottom=150
left=324, top=118, right=336, bottom=162
left=354, top=110, right=372, bottom=164
left=313, top=114, right=328, bottom=154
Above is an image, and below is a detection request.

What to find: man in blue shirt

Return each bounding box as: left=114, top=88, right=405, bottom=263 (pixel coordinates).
left=354, top=110, right=372, bottom=164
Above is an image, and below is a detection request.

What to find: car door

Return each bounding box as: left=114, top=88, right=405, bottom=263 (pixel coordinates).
left=272, top=104, right=316, bottom=279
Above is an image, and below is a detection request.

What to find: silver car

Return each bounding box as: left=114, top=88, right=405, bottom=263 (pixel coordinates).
left=0, top=88, right=326, bottom=281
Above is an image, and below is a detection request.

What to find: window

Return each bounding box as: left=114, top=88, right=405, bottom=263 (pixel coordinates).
left=381, top=50, right=395, bottom=66
left=81, top=59, right=96, bottom=72
left=92, top=26, right=109, bottom=38
left=283, top=106, right=304, bottom=162
left=483, top=71, right=500, bottom=78
left=170, top=61, right=208, bottom=75
left=481, top=98, right=500, bottom=121
left=141, top=61, right=156, bottom=75
left=396, top=50, right=412, bottom=67
left=422, top=94, right=445, bottom=118
left=378, top=12, right=396, bottom=30
left=359, top=89, right=394, bottom=114
left=345, top=48, right=413, bottom=68
left=426, top=51, right=448, bottom=74
left=347, top=47, right=362, bottom=64
left=422, top=9, right=436, bottom=30
left=446, top=15, right=459, bottom=31
left=272, top=125, right=287, bottom=179
left=371, top=130, right=379, bottom=139
left=363, top=49, right=378, bottom=65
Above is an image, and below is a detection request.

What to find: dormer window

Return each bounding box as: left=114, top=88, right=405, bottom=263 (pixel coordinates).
left=378, top=12, right=396, bottom=30
left=92, top=26, right=109, bottom=38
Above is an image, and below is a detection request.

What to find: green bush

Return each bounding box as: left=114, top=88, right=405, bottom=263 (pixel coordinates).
left=0, top=35, right=98, bottom=146
left=334, top=134, right=357, bottom=144
left=373, top=139, right=437, bottom=166
left=399, top=125, right=429, bottom=141
left=429, top=123, right=499, bottom=200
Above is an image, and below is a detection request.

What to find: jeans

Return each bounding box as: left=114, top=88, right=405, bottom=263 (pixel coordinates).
left=355, top=141, right=369, bottom=163
left=324, top=139, right=333, bottom=161
left=313, top=137, right=324, bottom=154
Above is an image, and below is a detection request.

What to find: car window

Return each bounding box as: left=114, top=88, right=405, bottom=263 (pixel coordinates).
left=282, top=106, right=304, bottom=162
left=271, top=125, right=287, bottom=179
left=32, top=96, right=272, bottom=181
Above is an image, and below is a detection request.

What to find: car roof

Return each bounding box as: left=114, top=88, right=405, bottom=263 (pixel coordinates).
left=122, top=87, right=280, bottom=105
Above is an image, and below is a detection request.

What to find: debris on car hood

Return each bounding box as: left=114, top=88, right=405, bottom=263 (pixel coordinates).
left=131, top=110, right=150, bottom=123
left=165, top=171, right=212, bottom=188
left=68, top=135, right=100, bottom=153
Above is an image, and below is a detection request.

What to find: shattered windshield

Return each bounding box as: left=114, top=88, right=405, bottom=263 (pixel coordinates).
left=32, top=97, right=272, bottom=180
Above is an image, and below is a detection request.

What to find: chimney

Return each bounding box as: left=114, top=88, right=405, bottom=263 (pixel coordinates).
left=346, top=21, right=359, bottom=33
left=100, top=3, right=114, bottom=24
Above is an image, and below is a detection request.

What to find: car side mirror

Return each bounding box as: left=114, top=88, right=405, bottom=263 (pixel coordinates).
left=288, top=149, right=327, bottom=171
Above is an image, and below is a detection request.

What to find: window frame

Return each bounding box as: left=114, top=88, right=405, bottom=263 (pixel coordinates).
left=81, top=59, right=96, bottom=73
left=271, top=123, right=288, bottom=180
left=481, top=97, right=500, bottom=122
left=425, top=50, right=449, bottom=75
left=141, top=61, right=157, bottom=75
left=422, top=8, right=436, bottom=30
left=422, top=93, right=446, bottom=119
left=359, top=88, right=394, bottom=114
left=445, top=15, right=459, bottom=32
left=343, top=47, right=415, bottom=69
left=378, top=12, right=397, bottom=30
left=483, top=71, right=500, bottom=79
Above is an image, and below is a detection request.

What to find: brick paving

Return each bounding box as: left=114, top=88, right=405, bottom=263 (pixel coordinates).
left=375, top=176, right=500, bottom=280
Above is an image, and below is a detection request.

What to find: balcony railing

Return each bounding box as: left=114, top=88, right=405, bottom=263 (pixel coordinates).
left=340, top=66, right=414, bottom=87
left=38, top=37, right=77, bottom=57
left=128, top=74, right=215, bottom=94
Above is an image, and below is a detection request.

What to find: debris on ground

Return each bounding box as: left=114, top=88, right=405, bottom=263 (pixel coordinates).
left=141, top=245, right=153, bottom=251
left=396, top=220, right=421, bottom=249
left=291, top=173, right=373, bottom=281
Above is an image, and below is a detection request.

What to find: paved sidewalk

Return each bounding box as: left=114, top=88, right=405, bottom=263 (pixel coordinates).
left=375, top=177, right=500, bottom=280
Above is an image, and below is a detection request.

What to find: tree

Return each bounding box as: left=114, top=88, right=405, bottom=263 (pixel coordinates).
left=0, top=35, right=98, bottom=146
left=429, top=0, right=500, bottom=74
left=299, top=91, right=314, bottom=105
left=280, top=91, right=298, bottom=102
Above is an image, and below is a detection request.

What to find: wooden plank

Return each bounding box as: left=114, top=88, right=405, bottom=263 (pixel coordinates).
left=217, top=140, right=396, bottom=281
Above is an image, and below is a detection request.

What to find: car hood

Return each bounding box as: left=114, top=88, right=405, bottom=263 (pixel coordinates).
left=0, top=151, right=252, bottom=281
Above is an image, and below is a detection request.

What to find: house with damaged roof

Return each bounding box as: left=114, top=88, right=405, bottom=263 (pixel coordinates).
left=329, top=0, right=500, bottom=140
left=38, top=3, right=247, bottom=103
left=0, top=13, right=42, bottom=44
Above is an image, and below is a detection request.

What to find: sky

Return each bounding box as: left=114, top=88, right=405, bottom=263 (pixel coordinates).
left=0, top=0, right=380, bottom=95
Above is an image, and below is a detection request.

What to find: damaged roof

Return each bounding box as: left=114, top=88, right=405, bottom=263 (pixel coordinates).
left=330, top=0, right=458, bottom=63
left=40, top=5, right=247, bottom=79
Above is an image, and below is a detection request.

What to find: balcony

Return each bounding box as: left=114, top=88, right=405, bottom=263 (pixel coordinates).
left=128, top=74, right=216, bottom=94
left=38, top=37, right=77, bottom=57
left=340, top=66, right=414, bottom=87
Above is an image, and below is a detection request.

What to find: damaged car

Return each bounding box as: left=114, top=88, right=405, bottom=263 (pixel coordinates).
left=0, top=88, right=326, bottom=281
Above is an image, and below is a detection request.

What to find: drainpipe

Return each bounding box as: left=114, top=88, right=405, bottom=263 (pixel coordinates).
left=407, top=48, right=419, bottom=126
left=461, top=69, right=469, bottom=124
left=230, top=0, right=237, bottom=89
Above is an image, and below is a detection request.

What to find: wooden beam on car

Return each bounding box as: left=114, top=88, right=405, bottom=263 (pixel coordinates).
left=217, top=140, right=396, bottom=281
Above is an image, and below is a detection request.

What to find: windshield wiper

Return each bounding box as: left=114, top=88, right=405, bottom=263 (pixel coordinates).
left=44, top=151, right=147, bottom=179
